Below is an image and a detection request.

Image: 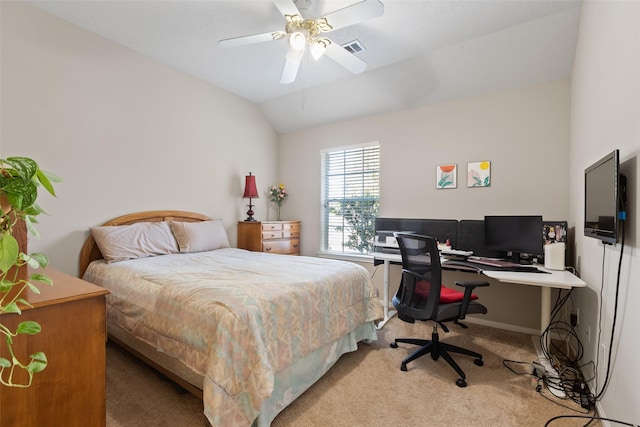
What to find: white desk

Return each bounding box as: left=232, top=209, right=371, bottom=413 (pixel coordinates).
left=372, top=252, right=586, bottom=334
left=482, top=268, right=586, bottom=334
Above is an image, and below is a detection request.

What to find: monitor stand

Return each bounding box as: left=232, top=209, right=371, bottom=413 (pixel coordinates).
left=510, top=251, right=533, bottom=265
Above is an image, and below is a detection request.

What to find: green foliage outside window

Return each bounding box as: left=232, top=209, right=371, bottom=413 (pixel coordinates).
left=330, top=196, right=379, bottom=253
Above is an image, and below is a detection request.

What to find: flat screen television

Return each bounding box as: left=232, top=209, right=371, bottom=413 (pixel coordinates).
left=484, top=215, right=544, bottom=263
left=584, top=149, right=622, bottom=244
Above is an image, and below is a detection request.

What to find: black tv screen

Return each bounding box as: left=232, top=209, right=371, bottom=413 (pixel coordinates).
left=584, top=150, right=620, bottom=244
left=484, top=215, right=544, bottom=263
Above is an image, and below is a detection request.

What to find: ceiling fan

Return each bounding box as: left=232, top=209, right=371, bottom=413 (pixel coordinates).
left=219, top=0, right=384, bottom=84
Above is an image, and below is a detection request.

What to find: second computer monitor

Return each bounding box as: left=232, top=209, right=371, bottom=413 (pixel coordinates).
left=484, top=215, right=543, bottom=263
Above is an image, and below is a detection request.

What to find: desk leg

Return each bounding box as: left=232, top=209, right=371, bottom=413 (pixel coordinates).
left=376, top=259, right=397, bottom=329
left=540, top=286, right=551, bottom=335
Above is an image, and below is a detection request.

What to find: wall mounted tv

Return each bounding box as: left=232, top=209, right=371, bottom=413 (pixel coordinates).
left=584, top=149, right=622, bottom=244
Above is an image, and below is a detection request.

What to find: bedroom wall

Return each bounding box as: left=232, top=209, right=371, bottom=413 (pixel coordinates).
left=278, top=79, right=571, bottom=333
left=570, top=1, right=639, bottom=423
left=0, top=2, right=278, bottom=276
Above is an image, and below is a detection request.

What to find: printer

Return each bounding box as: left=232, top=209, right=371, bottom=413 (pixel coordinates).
left=374, top=230, right=402, bottom=254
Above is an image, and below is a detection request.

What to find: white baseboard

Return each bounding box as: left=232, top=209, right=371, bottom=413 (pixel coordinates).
left=379, top=299, right=540, bottom=336
left=462, top=316, right=540, bottom=336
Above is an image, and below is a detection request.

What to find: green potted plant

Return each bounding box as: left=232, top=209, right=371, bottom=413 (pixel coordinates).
left=0, top=157, right=58, bottom=387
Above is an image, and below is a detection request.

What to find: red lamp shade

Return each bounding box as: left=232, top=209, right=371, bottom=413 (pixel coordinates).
left=243, top=173, right=259, bottom=199
left=243, top=172, right=259, bottom=221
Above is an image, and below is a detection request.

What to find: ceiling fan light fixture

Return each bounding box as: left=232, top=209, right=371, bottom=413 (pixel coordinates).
left=309, top=39, right=327, bottom=60
left=289, top=31, right=307, bottom=51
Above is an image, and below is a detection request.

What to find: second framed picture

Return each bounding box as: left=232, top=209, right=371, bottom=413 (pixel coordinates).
left=467, top=161, right=491, bottom=187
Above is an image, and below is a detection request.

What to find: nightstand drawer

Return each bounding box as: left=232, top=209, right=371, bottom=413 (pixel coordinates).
left=263, top=239, right=300, bottom=255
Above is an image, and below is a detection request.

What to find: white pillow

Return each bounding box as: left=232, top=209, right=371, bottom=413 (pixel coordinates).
left=169, top=220, right=230, bottom=253
left=91, top=221, right=179, bottom=262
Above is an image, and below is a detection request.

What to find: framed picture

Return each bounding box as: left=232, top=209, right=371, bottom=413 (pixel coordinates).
left=543, top=221, right=568, bottom=245
left=436, top=164, right=457, bottom=189
left=467, top=161, right=491, bottom=187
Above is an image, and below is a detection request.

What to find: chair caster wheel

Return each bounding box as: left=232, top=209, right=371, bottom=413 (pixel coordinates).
left=390, top=342, right=398, bottom=348
left=456, top=379, right=467, bottom=388
left=474, top=359, right=484, bottom=366
left=400, top=364, right=408, bottom=372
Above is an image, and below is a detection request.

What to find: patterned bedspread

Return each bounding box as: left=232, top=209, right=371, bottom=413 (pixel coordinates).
left=83, top=248, right=381, bottom=426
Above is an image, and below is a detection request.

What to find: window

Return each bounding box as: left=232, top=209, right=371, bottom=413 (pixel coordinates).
left=320, top=142, right=380, bottom=255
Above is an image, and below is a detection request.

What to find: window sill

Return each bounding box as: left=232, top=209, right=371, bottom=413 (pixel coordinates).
left=317, top=252, right=374, bottom=264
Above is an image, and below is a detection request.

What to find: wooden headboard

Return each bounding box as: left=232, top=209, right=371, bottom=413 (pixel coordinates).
left=78, top=210, right=211, bottom=277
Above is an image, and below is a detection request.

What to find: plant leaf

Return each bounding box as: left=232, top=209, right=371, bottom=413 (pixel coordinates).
left=28, top=253, right=49, bottom=269
left=25, top=281, right=42, bottom=294
left=0, top=233, right=19, bottom=273
left=35, top=169, right=57, bottom=197
left=15, top=298, right=33, bottom=309
left=0, top=357, right=11, bottom=368
left=4, top=157, right=37, bottom=181
left=0, top=279, right=15, bottom=292
left=3, top=302, right=21, bottom=314
left=30, top=272, right=52, bottom=285
left=17, top=321, right=41, bottom=335
left=27, top=352, right=48, bottom=373
left=24, top=216, right=41, bottom=240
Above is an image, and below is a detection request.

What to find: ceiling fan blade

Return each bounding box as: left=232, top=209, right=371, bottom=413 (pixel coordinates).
left=219, top=31, right=286, bottom=48
left=324, top=41, right=367, bottom=74
left=281, top=48, right=304, bottom=84
left=320, top=0, right=384, bottom=32
left=273, top=0, right=301, bottom=19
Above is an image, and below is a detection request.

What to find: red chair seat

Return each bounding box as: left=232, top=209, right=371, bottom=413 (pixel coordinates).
left=416, top=280, right=478, bottom=303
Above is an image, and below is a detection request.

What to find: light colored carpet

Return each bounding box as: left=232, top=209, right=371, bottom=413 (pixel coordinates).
left=106, top=317, right=596, bottom=426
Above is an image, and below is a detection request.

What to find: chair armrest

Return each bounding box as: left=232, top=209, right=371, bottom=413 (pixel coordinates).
left=455, top=280, right=489, bottom=319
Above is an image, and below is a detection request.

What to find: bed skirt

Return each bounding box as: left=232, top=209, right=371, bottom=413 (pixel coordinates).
left=107, top=320, right=378, bottom=426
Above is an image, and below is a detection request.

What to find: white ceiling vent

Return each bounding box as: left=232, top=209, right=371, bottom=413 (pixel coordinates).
left=341, top=40, right=366, bottom=54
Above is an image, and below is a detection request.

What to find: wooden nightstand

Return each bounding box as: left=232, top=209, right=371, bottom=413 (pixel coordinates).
left=237, top=220, right=300, bottom=255
left=0, top=267, right=110, bottom=427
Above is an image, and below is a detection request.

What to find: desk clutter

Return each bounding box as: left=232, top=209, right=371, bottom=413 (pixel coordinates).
left=374, top=217, right=569, bottom=269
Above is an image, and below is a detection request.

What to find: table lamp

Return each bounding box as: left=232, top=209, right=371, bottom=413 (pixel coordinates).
left=243, top=172, right=259, bottom=221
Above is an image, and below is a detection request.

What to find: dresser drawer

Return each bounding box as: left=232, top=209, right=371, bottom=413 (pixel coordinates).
left=282, top=230, right=300, bottom=238
left=282, top=222, right=300, bottom=231
left=262, top=230, right=283, bottom=240
left=262, top=223, right=283, bottom=232
left=263, top=239, right=300, bottom=255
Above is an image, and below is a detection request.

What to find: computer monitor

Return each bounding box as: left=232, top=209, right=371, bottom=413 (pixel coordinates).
left=484, top=215, right=544, bottom=263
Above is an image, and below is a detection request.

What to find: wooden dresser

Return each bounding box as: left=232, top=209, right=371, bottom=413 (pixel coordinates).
left=0, top=267, right=110, bottom=427
left=237, top=220, right=301, bottom=255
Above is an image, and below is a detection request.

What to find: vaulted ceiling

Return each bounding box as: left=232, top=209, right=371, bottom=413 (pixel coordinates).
left=28, top=0, right=583, bottom=133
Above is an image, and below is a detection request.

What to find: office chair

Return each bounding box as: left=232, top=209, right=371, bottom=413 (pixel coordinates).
left=390, top=232, right=490, bottom=387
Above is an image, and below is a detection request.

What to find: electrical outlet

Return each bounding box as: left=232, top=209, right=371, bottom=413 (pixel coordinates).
left=570, top=312, right=577, bottom=327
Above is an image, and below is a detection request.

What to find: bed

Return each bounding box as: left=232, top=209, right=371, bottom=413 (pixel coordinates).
left=78, top=211, right=382, bottom=427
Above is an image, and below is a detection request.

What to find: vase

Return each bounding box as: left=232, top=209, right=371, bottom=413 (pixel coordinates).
left=277, top=205, right=281, bottom=221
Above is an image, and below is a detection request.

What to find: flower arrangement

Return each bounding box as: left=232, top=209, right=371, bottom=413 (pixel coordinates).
left=269, top=183, right=289, bottom=220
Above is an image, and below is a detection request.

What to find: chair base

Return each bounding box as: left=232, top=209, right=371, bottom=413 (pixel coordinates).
left=390, top=330, right=483, bottom=387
